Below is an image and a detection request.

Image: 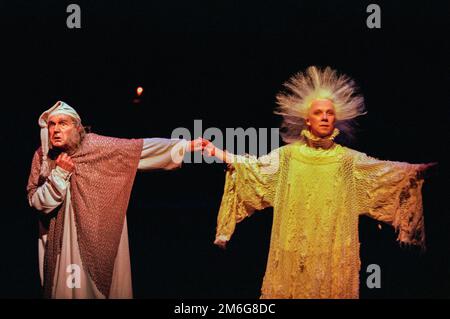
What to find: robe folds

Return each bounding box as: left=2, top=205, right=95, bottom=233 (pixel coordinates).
left=27, top=133, right=187, bottom=298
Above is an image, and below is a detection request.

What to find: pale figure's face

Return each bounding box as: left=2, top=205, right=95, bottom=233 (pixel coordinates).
left=48, top=114, right=80, bottom=150
left=306, top=99, right=336, bottom=138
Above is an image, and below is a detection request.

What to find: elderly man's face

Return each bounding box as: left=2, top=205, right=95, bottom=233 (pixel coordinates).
left=48, top=114, right=80, bottom=150
left=306, top=99, right=336, bottom=138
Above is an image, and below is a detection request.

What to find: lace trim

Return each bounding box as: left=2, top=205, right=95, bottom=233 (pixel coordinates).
left=300, top=128, right=340, bottom=150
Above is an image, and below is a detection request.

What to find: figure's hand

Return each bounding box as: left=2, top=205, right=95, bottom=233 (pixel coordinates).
left=56, top=153, right=75, bottom=173
left=202, top=140, right=216, bottom=157
left=417, top=162, right=438, bottom=179
left=214, top=238, right=228, bottom=250
left=202, top=140, right=233, bottom=164
left=187, top=137, right=209, bottom=153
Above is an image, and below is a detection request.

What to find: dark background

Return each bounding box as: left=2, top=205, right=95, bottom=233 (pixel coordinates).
left=0, top=0, right=448, bottom=298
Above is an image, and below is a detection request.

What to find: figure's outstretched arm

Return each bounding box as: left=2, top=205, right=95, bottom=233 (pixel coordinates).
left=203, top=140, right=282, bottom=249
left=354, top=151, right=437, bottom=248
left=137, top=137, right=205, bottom=171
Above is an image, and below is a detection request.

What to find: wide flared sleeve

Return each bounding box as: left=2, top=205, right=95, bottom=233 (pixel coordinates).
left=27, top=149, right=72, bottom=214
left=215, top=148, right=282, bottom=245
left=138, top=138, right=188, bottom=171
left=353, top=151, right=429, bottom=247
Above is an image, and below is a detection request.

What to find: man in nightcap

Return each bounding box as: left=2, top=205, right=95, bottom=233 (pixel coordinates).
left=27, top=101, right=205, bottom=298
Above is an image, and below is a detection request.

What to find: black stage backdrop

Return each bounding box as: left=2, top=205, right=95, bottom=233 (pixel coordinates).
left=0, top=0, right=448, bottom=299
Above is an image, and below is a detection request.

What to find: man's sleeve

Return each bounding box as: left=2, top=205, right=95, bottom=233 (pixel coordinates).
left=27, top=150, right=71, bottom=214
left=137, top=138, right=188, bottom=171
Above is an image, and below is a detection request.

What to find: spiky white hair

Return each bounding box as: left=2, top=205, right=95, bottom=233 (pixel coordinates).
left=275, top=66, right=366, bottom=144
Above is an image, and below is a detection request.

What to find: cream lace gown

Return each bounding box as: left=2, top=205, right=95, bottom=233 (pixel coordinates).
left=215, top=141, right=426, bottom=298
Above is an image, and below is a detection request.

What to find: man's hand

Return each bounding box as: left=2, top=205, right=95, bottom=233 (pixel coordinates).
left=187, top=137, right=209, bottom=153
left=55, top=152, right=75, bottom=173
left=202, top=140, right=216, bottom=157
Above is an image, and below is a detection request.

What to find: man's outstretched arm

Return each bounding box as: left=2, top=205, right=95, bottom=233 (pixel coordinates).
left=137, top=137, right=205, bottom=171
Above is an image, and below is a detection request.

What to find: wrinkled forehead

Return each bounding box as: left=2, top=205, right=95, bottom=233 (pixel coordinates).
left=48, top=113, right=77, bottom=124
left=309, top=99, right=335, bottom=111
